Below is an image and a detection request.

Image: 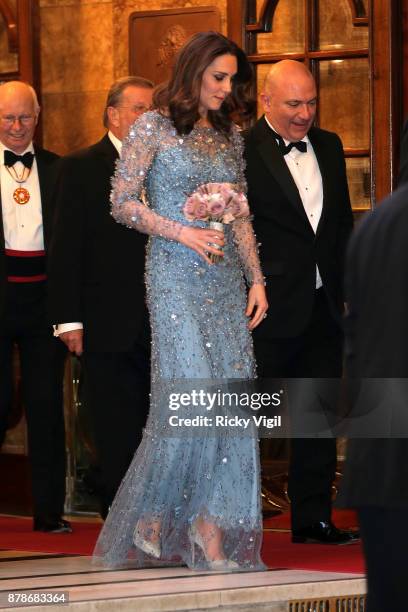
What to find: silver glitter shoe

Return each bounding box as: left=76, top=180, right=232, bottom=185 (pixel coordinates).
left=189, top=524, right=239, bottom=570
left=133, top=521, right=161, bottom=558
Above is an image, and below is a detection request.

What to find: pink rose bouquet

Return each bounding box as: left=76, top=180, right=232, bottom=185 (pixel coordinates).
left=183, top=182, right=250, bottom=263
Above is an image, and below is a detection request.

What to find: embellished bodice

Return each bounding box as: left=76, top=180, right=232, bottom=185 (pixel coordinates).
left=110, top=111, right=264, bottom=286
left=115, top=111, right=246, bottom=224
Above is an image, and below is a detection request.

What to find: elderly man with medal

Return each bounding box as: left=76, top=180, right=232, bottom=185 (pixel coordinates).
left=0, top=81, right=70, bottom=533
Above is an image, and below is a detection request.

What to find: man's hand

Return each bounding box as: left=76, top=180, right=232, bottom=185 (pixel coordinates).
left=59, top=329, right=83, bottom=356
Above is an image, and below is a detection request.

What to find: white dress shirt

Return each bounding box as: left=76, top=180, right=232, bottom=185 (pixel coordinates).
left=55, top=131, right=122, bottom=337
left=265, top=117, right=323, bottom=289
left=108, top=130, right=122, bottom=155
left=0, top=141, right=43, bottom=250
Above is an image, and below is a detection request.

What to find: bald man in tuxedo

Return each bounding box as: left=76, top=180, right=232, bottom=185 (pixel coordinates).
left=244, top=61, right=356, bottom=544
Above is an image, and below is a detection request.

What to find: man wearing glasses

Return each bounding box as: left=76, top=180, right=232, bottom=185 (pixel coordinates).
left=48, top=77, right=153, bottom=519
left=0, top=81, right=70, bottom=532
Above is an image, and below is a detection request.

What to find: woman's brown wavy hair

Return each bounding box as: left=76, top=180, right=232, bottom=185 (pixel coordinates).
left=153, top=31, right=255, bottom=136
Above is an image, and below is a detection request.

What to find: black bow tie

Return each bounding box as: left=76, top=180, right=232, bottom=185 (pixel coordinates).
left=270, top=129, right=307, bottom=155
left=4, top=150, right=35, bottom=169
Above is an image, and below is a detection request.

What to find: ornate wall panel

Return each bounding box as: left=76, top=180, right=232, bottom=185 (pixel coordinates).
left=128, top=6, right=221, bottom=85
left=113, top=0, right=228, bottom=83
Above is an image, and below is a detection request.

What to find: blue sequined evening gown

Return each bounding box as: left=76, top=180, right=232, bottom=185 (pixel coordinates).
left=93, top=111, right=265, bottom=571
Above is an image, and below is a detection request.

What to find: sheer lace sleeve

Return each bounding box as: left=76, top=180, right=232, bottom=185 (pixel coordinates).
left=111, top=111, right=183, bottom=241
left=230, top=127, right=265, bottom=286
left=232, top=218, right=265, bottom=286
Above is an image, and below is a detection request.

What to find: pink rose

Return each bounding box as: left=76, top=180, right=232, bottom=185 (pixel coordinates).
left=218, top=184, right=235, bottom=202
left=208, top=194, right=226, bottom=218
left=195, top=201, right=209, bottom=220
left=224, top=192, right=249, bottom=222
left=184, top=196, right=198, bottom=221
left=183, top=192, right=209, bottom=221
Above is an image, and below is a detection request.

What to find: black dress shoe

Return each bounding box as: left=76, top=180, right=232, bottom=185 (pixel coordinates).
left=33, top=517, right=72, bottom=533
left=292, top=521, right=360, bottom=544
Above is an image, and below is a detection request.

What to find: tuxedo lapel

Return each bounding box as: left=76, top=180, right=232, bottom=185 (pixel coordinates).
left=95, top=133, right=119, bottom=175
left=93, top=134, right=119, bottom=210
left=308, top=128, right=330, bottom=238
left=254, top=117, right=310, bottom=224
left=35, top=146, right=54, bottom=249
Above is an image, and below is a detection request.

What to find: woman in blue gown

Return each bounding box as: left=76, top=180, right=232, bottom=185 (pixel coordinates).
left=93, top=31, right=268, bottom=571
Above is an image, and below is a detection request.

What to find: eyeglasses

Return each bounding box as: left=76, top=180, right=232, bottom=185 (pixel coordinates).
left=116, top=105, right=151, bottom=114
left=0, top=114, right=36, bottom=126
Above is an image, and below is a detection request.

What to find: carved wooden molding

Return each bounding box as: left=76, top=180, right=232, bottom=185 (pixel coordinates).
left=245, top=0, right=368, bottom=35
left=246, top=0, right=279, bottom=33
left=248, top=48, right=369, bottom=63
left=347, top=0, right=369, bottom=26
left=0, top=0, right=18, bottom=52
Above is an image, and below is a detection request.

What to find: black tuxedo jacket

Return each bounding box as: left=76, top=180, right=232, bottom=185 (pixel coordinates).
left=244, top=117, right=353, bottom=338
left=338, top=185, right=408, bottom=508
left=0, top=145, right=60, bottom=316
left=47, top=134, right=148, bottom=352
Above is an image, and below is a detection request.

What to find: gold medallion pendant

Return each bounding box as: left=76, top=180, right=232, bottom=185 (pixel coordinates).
left=13, top=187, right=30, bottom=205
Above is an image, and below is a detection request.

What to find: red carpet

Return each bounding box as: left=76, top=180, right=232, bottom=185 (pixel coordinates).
left=262, top=531, right=364, bottom=574
left=0, top=516, right=101, bottom=556
left=0, top=516, right=364, bottom=574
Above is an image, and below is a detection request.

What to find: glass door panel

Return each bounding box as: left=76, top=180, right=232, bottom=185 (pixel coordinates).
left=256, top=63, right=272, bottom=118
left=318, top=58, right=370, bottom=149
left=0, top=0, right=18, bottom=73
left=318, top=0, right=369, bottom=50
left=346, top=157, right=371, bottom=210
left=256, top=0, right=305, bottom=54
